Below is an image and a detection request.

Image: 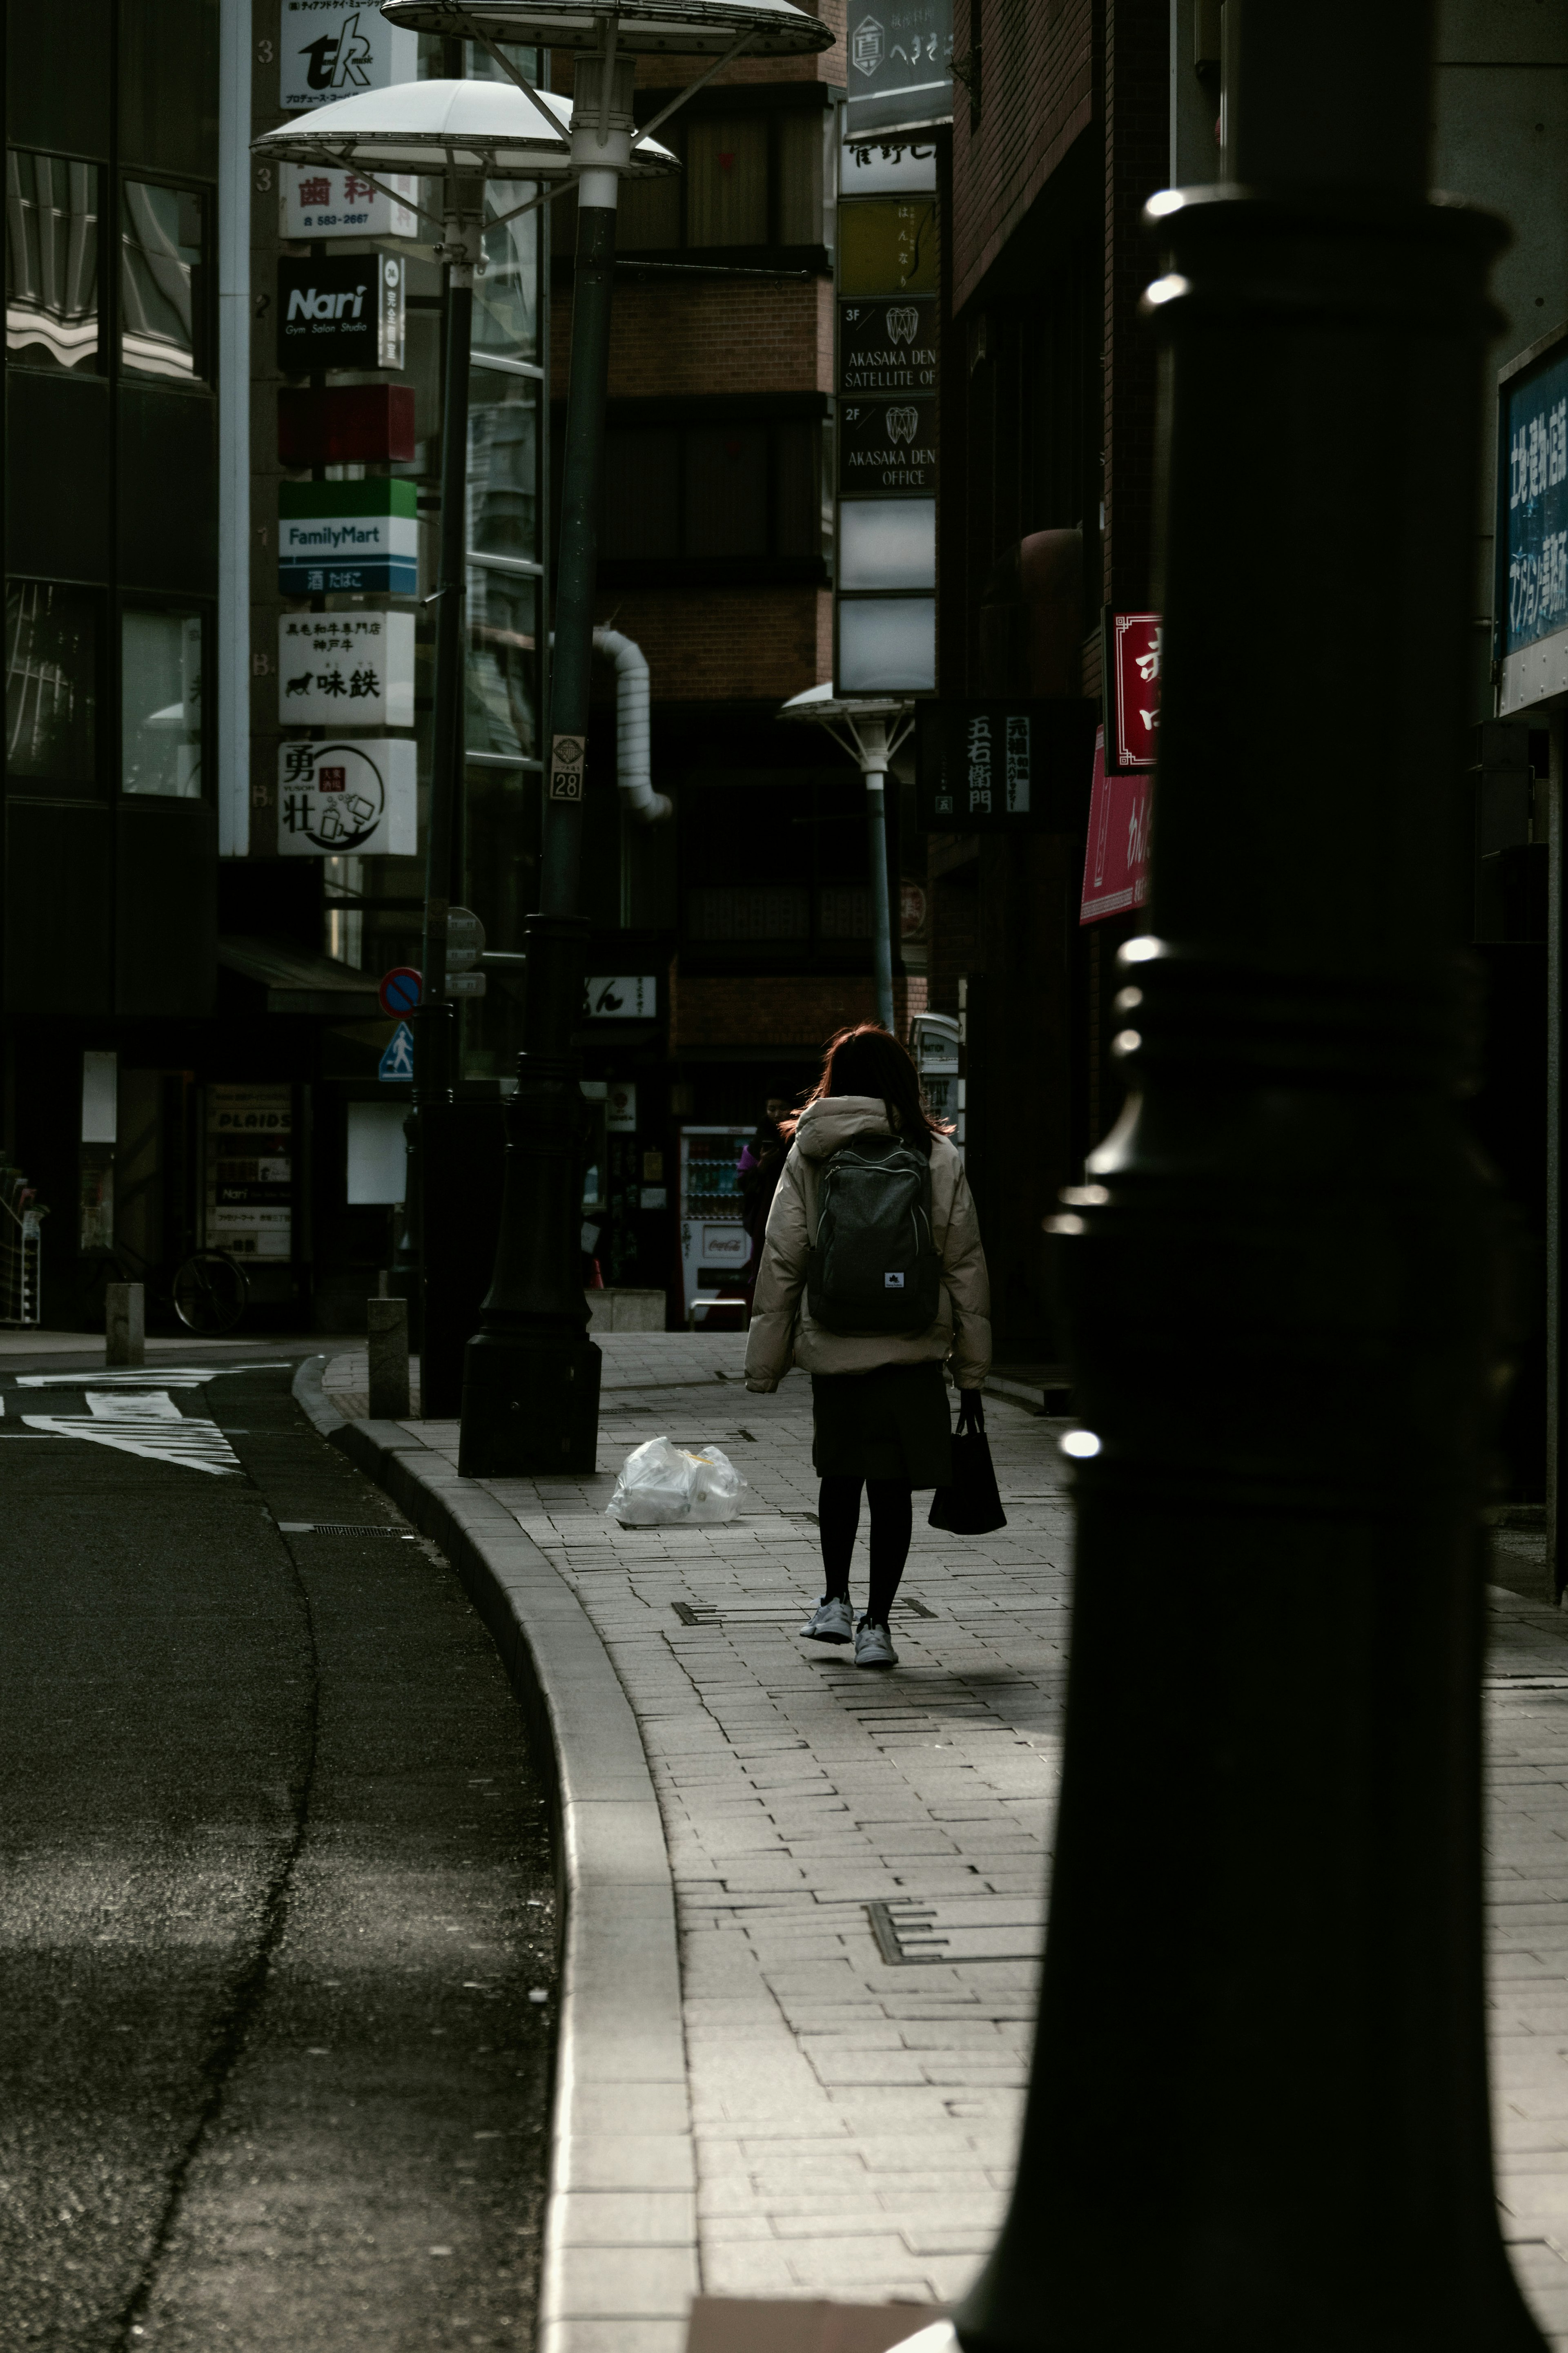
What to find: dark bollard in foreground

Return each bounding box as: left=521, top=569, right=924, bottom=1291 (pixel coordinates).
left=106, top=1282, right=144, bottom=1369
left=953, top=6, right=1545, bottom=2350
left=367, top=1295, right=411, bottom=1423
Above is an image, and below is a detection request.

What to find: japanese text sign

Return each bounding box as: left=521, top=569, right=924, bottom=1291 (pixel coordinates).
left=914, top=699, right=1098, bottom=833
left=1080, top=727, right=1152, bottom=925
left=1503, top=340, right=1568, bottom=661
left=279, top=2, right=416, bottom=112
left=277, top=611, right=414, bottom=727
left=281, top=164, right=418, bottom=241
left=845, top=1, right=953, bottom=139
left=1107, top=611, right=1161, bottom=771
left=276, top=738, right=416, bottom=856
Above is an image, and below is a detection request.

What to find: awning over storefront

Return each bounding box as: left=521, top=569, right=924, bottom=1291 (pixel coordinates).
left=217, top=935, right=385, bottom=1019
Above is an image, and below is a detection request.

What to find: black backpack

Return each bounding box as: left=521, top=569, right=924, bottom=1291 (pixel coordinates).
left=806, top=1133, right=941, bottom=1335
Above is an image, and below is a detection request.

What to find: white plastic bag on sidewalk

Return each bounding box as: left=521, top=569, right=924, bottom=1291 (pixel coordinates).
left=607, top=1434, right=746, bottom=1526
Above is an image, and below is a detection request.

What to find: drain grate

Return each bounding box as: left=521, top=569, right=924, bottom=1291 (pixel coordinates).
left=277, top=1521, right=414, bottom=1537
left=671, top=1596, right=935, bottom=1627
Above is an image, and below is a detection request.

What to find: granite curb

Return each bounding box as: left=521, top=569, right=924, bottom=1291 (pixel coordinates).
left=291, top=1356, right=698, bottom=2353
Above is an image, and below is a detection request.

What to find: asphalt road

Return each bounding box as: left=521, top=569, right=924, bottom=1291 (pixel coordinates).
left=0, top=1355, right=556, bottom=2351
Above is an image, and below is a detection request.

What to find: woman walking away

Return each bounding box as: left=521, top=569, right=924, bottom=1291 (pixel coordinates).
left=744, top=1023, right=991, bottom=1668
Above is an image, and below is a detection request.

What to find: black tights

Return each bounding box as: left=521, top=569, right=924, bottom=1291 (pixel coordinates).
left=818, top=1475, right=913, bottom=1626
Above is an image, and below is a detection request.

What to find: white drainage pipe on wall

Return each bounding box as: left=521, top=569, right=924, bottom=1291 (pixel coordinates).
left=592, top=626, right=672, bottom=822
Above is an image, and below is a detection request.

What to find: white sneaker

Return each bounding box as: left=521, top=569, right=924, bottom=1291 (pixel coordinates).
left=854, top=1617, right=898, bottom=1668
left=801, top=1594, right=853, bottom=1644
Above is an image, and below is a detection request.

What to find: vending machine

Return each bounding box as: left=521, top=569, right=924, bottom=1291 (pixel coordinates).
left=678, top=1125, right=754, bottom=1327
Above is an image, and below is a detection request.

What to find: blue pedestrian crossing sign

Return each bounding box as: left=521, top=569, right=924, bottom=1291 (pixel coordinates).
left=379, top=1020, right=414, bottom=1082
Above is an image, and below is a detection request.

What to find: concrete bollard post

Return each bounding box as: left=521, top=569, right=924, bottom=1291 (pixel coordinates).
left=367, top=1295, right=411, bottom=1421
left=106, top=1283, right=145, bottom=1368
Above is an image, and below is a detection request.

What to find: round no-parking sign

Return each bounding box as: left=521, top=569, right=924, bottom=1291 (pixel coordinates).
left=378, top=966, right=422, bottom=1017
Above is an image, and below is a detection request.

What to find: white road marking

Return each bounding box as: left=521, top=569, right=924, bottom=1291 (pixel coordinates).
left=20, top=1392, right=243, bottom=1475
left=15, top=1365, right=292, bottom=1389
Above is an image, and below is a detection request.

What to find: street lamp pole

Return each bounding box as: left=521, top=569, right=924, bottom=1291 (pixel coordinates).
left=780, top=685, right=913, bottom=1036
left=379, top=2, right=835, bottom=1478
left=941, top=7, right=1544, bottom=2350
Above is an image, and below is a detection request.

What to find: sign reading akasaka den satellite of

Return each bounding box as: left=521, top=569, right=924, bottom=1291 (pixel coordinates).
left=277, top=739, right=416, bottom=856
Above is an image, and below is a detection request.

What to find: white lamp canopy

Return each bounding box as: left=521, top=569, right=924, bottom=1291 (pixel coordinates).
left=252, top=76, right=677, bottom=178
left=378, top=0, right=835, bottom=58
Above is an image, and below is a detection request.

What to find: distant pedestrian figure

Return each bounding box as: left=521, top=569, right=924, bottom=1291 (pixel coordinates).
left=737, top=1091, right=790, bottom=1307
left=744, top=1023, right=991, bottom=1667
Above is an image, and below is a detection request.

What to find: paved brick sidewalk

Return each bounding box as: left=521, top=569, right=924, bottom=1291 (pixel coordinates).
left=333, top=1332, right=1568, bottom=2339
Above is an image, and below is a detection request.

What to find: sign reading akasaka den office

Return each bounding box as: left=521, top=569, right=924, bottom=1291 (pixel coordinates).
left=839, top=398, right=937, bottom=493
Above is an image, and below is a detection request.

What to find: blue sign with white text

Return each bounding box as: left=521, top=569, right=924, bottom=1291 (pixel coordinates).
left=1504, top=345, right=1568, bottom=656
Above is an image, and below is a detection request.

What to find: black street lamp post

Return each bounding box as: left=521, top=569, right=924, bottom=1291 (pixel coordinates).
left=941, top=8, right=1546, bottom=2350
left=380, top=1, right=835, bottom=1478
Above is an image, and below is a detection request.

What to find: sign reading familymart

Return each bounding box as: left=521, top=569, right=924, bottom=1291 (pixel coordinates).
left=278, top=480, right=418, bottom=597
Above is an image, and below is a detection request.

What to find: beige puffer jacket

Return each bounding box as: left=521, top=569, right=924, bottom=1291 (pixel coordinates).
left=743, top=1095, right=992, bottom=1392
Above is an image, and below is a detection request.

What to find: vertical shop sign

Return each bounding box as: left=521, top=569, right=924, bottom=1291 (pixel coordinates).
left=281, top=163, right=419, bottom=240
left=844, top=2, right=954, bottom=141
left=1497, top=328, right=1568, bottom=716
left=276, top=738, right=417, bottom=856
left=277, top=611, right=415, bottom=727
left=1080, top=727, right=1152, bottom=925
left=207, top=1086, right=293, bottom=1260
left=1105, top=611, right=1162, bottom=772
left=835, top=147, right=941, bottom=696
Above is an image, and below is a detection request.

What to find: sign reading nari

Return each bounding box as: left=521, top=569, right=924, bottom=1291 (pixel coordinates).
left=278, top=611, right=414, bottom=726
left=277, top=738, right=416, bottom=856
left=278, top=254, right=404, bottom=373
left=278, top=480, right=418, bottom=597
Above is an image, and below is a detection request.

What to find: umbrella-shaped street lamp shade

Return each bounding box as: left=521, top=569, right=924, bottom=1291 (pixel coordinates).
left=251, top=76, right=677, bottom=178
left=379, top=0, right=835, bottom=57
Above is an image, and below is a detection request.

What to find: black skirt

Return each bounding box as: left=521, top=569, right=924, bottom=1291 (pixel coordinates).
left=811, top=1361, right=953, bottom=1488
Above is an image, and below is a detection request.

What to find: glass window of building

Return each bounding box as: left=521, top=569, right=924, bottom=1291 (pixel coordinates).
left=119, top=181, right=205, bottom=384
left=5, top=581, right=99, bottom=789
left=122, top=608, right=203, bottom=796
left=6, top=153, right=101, bottom=372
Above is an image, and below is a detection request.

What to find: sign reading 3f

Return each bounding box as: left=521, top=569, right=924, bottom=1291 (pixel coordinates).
left=280, top=2, right=416, bottom=113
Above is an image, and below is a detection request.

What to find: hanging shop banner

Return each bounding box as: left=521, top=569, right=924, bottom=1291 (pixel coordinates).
left=1497, top=326, right=1568, bottom=716
left=839, top=397, right=937, bottom=495
left=279, top=2, right=417, bottom=112
left=277, top=610, right=415, bottom=727
left=915, top=698, right=1098, bottom=832
left=838, top=196, right=940, bottom=299
left=281, top=163, right=419, bottom=241
left=1080, top=727, right=1152, bottom=926
left=277, top=738, right=417, bottom=856
left=277, top=254, right=405, bottom=374
left=839, top=299, right=938, bottom=393
left=584, top=977, right=657, bottom=1020
left=207, top=1085, right=292, bottom=1261
left=1104, top=609, right=1162, bottom=772
left=844, top=1, right=953, bottom=140
left=278, top=479, right=418, bottom=597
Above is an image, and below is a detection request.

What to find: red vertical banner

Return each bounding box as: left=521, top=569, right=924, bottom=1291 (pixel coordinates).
left=1110, top=612, right=1162, bottom=770
left=1080, top=726, right=1152, bottom=925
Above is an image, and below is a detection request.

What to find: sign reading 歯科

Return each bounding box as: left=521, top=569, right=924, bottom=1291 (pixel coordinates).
left=914, top=700, right=1098, bottom=833
left=281, top=162, right=418, bottom=241
left=279, top=1, right=416, bottom=112
left=276, top=738, right=416, bottom=856
left=277, top=611, right=414, bottom=727
left=277, top=254, right=404, bottom=373
left=277, top=480, right=418, bottom=597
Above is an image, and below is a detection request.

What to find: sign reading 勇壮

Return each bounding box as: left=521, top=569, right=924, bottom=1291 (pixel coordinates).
left=276, top=739, right=416, bottom=857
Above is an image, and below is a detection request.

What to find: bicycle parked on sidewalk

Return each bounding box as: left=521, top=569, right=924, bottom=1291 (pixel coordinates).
left=78, top=1234, right=249, bottom=1339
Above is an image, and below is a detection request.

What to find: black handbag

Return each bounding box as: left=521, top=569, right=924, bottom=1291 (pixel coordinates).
left=928, top=1392, right=1007, bottom=1535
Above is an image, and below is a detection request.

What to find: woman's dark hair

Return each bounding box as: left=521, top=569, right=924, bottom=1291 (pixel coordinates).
left=787, top=1022, right=948, bottom=1158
